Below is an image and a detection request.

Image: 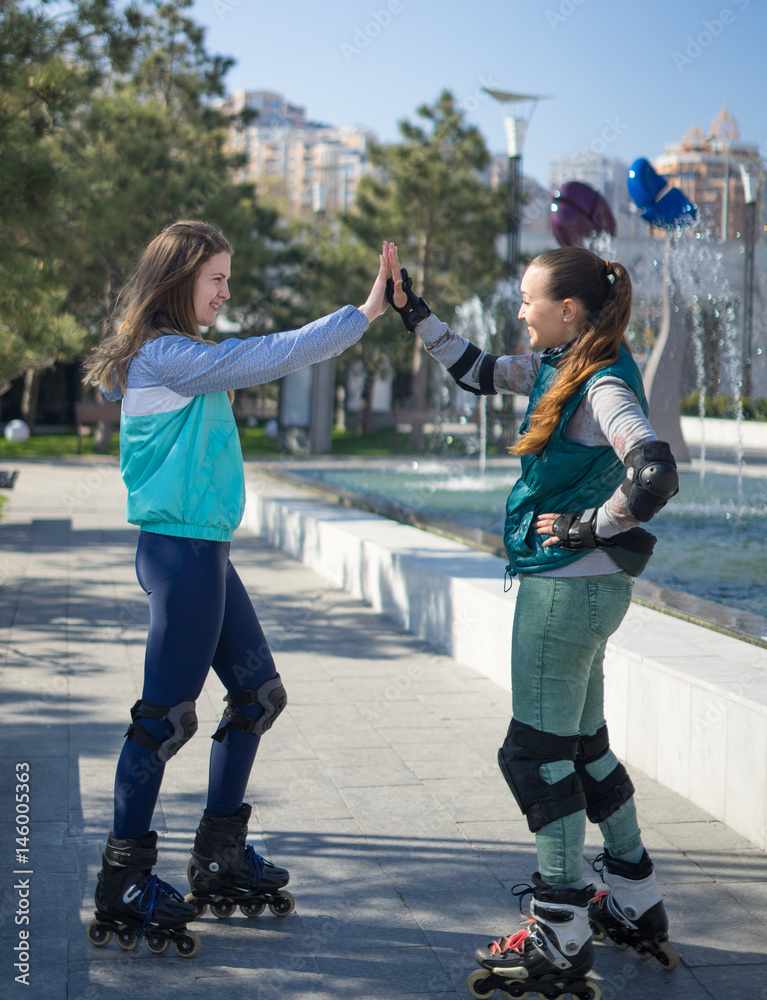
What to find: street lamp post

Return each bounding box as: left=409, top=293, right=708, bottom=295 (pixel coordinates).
left=482, top=90, right=548, bottom=446
left=482, top=89, right=549, bottom=283
left=738, top=161, right=762, bottom=398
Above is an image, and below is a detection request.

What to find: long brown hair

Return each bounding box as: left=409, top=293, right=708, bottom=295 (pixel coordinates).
left=513, top=246, right=632, bottom=455
left=83, top=220, right=233, bottom=391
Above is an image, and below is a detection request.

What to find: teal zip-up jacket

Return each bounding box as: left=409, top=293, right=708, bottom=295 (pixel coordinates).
left=101, top=306, right=368, bottom=541
left=503, top=345, right=648, bottom=573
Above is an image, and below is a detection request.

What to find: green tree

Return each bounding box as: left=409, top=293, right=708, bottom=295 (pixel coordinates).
left=0, top=0, right=298, bottom=429
left=285, top=219, right=386, bottom=432
left=345, top=90, right=507, bottom=409
left=58, top=0, right=297, bottom=365
left=0, top=0, right=144, bottom=425
left=0, top=2, right=88, bottom=422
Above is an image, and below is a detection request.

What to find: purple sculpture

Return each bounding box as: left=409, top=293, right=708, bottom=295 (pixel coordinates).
left=550, top=181, right=617, bottom=247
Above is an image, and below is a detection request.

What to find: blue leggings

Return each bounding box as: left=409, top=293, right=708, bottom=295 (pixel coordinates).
left=113, top=531, right=279, bottom=839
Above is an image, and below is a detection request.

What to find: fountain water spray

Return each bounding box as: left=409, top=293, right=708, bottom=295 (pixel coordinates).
left=453, top=294, right=498, bottom=477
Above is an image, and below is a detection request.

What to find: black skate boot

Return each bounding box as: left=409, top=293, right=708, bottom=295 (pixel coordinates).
left=185, top=803, right=294, bottom=920
left=589, top=849, right=679, bottom=970
left=86, top=831, right=200, bottom=957
left=468, top=874, right=601, bottom=1000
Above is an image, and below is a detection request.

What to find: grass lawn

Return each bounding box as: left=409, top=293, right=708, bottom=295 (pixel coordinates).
left=0, top=425, right=407, bottom=460
left=0, top=430, right=120, bottom=458
left=0, top=424, right=494, bottom=461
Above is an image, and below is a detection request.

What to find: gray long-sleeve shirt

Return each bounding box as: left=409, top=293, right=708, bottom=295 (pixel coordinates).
left=103, top=305, right=368, bottom=400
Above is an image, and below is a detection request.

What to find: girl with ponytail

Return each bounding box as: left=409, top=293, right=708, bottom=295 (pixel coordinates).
left=388, top=245, right=680, bottom=991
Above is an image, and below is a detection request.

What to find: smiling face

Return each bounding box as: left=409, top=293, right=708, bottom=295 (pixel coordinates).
left=192, top=251, right=231, bottom=328
left=518, top=264, right=580, bottom=352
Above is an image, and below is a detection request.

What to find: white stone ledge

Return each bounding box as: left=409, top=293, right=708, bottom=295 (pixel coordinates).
left=244, top=469, right=767, bottom=850
left=681, top=415, right=767, bottom=449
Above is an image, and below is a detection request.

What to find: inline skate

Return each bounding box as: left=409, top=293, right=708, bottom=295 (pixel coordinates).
left=588, top=849, right=679, bottom=970
left=468, top=874, right=602, bottom=1000
left=86, top=831, right=200, bottom=956
left=185, top=803, right=294, bottom=920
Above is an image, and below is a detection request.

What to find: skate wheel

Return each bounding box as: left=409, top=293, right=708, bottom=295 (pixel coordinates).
left=635, top=945, right=653, bottom=961
left=239, top=901, right=266, bottom=918
left=115, top=924, right=138, bottom=950
left=535, top=984, right=565, bottom=1000
left=183, top=892, right=207, bottom=919
left=145, top=931, right=170, bottom=955
left=268, top=890, right=295, bottom=917
left=210, top=897, right=236, bottom=919
left=588, top=920, right=607, bottom=942
left=572, top=983, right=601, bottom=1000
left=501, top=985, right=531, bottom=1000
left=655, top=941, right=680, bottom=971
left=466, top=968, right=499, bottom=998
left=86, top=920, right=112, bottom=947
left=173, top=931, right=200, bottom=958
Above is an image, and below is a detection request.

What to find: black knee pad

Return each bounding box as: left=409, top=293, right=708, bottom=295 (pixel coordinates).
left=575, top=726, right=635, bottom=823
left=211, top=675, right=287, bottom=743
left=125, top=700, right=198, bottom=763
left=497, top=719, right=587, bottom=833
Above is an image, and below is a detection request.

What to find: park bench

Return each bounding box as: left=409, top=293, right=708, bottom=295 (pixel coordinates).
left=394, top=408, right=484, bottom=452
left=393, top=409, right=436, bottom=451
left=75, top=402, right=122, bottom=453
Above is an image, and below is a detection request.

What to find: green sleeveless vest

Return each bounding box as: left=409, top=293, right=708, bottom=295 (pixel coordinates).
left=503, top=345, right=648, bottom=575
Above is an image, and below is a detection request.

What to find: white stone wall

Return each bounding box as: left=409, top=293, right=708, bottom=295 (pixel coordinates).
left=245, top=469, right=767, bottom=850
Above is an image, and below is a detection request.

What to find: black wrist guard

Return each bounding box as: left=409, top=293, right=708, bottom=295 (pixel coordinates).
left=385, top=267, right=431, bottom=331
left=551, top=509, right=600, bottom=549
left=551, top=508, right=656, bottom=576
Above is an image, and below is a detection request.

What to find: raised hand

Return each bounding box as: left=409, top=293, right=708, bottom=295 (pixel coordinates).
left=388, top=245, right=407, bottom=308
left=385, top=245, right=431, bottom=331
left=358, top=241, right=393, bottom=323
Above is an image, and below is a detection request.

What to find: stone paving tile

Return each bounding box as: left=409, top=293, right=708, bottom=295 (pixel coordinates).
left=654, top=819, right=757, bottom=853
left=680, top=847, right=767, bottom=882
left=691, top=966, right=767, bottom=1000
left=314, top=945, right=454, bottom=997
left=1, top=460, right=766, bottom=1000
left=635, top=795, right=717, bottom=827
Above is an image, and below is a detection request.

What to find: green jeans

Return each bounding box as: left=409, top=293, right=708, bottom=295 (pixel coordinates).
left=510, top=571, right=642, bottom=885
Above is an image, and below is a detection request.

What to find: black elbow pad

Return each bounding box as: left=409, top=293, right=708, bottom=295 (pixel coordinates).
left=621, top=441, right=679, bottom=521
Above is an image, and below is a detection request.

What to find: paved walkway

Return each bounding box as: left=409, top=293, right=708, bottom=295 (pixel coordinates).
left=1, top=458, right=766, bottom=1000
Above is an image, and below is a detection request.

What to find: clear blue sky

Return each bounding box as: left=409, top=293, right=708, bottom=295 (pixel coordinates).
left=191, top=0, right=764, bottom=185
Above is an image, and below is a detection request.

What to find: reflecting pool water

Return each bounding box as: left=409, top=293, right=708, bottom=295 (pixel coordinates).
left=289, top=462, right=767, bottom=621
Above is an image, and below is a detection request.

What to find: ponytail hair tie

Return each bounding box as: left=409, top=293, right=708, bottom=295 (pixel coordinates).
left=604, top=260, right=615, bottom=284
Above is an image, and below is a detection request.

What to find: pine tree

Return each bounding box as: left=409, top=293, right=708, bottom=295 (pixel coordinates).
left=345, top=90, right=507, bottom=409
left=1, top=0, right=299, bottom=429
left=0, top=1, right=94, bottom=419
left=59, top=0, right=295, bottom=349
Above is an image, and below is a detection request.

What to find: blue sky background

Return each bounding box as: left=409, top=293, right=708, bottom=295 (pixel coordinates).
left=190, top=0, right=764, bottom=186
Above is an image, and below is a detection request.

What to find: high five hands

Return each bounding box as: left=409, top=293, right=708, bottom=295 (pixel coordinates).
left=358, top=244, right=428, bottom=324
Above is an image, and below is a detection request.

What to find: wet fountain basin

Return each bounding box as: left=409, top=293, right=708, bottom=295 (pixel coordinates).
left=284, top=458, right=767, bottom=634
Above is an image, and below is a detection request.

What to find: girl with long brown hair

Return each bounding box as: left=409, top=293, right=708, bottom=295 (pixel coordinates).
left=387, top=245, right=679, bottom=997
left=83, top=220, right=392, bottom=957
